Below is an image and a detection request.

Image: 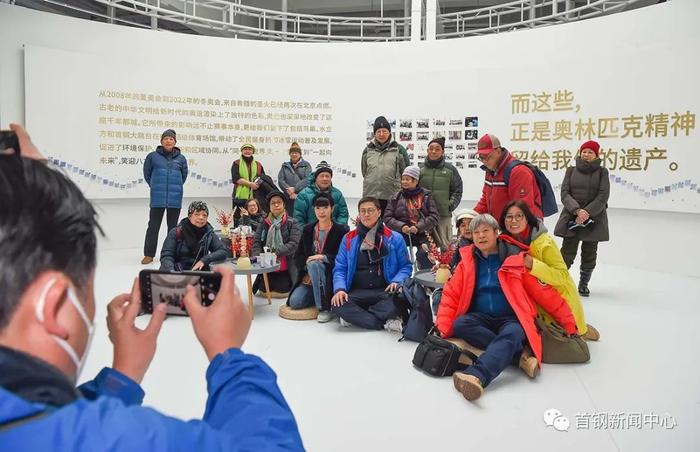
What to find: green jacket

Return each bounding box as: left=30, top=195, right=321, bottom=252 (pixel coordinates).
left=293, top=183, right=349, bottom=227
left=361, top=137, right=409, bottom=200
left=419, top=156, right=463, bottom=217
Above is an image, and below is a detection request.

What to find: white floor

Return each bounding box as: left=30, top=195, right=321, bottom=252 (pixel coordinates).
left=81, top=245, right=700, bottom=452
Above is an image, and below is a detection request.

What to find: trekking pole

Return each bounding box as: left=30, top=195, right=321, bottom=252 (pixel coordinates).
left=407, top=232, right=417, bottom=274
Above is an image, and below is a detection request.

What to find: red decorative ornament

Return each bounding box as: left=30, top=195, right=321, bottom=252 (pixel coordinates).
left=424, top=233, right=456, bottom=265
left=214, top=207, right=233, bottom=228
left=229, top=233, right=254, bottom=258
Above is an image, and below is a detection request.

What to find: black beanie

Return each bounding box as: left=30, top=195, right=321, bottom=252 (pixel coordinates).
left=161, top=129, right=177, bottom=141
left=266, top=191, right=286, bottom=208
left=315, top=161, right=333, bottom=180
left=373, top=116, right=391, bottom=133
left=428, top=136, right=445, bottom=150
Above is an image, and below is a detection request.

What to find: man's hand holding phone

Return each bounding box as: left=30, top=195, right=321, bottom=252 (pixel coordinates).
left=107, top=279, right=167, bottom=384
left=183, top=265, right=251, bottom=361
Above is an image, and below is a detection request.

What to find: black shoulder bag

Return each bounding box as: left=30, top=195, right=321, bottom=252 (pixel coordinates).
left=412, top=328, right=478, bottom=377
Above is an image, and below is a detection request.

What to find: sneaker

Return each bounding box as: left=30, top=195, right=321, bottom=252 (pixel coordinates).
left=582, top=323, right=600, bottom=341
left=317, top=311, right=334, bottom=323
left=383, top=318, right=403, bottom=334
left=339, top=317, right=352, bottom=328
left=452, top=372, right=483, bottom=401
left=519, top=348, right=540, bottom=379
left=141, top=256, right=153, bottom=265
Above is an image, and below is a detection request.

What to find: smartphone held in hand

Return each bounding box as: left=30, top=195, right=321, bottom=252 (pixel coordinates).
left=139, top=270, right=222, bottom=316
left=0, top=130, right=20, bottom=157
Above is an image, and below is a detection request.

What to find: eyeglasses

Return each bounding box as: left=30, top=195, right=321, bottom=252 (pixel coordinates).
left=269, top=200, right=284, bottom=206
left=505, top=214, right=525, bottom=222
left=359, top=208, right=378, bottom=215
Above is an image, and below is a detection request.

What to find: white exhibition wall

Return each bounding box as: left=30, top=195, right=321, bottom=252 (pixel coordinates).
left=1, top=1, right=699, bottom=213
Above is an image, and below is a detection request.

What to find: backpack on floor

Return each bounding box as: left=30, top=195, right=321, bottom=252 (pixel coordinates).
left=393, top=277, right=433, bottom=342
left=503, top=160, right=558, bottom=217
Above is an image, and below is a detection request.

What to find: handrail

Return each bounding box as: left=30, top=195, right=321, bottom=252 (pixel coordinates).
left=93, top=0, right=411, bottom=42
left=437, top=0, right=648, bottom=39
left=15, top=0, right=656, bottom=41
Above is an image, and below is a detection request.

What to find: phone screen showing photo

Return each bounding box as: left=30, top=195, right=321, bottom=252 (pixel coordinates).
left=142, top=271, right=220, bottom=316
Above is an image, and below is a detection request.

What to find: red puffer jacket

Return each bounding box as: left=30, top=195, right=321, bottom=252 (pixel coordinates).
left=436, top=245, right=577, bottom=364
left=474, top=150, right=543, bottom=220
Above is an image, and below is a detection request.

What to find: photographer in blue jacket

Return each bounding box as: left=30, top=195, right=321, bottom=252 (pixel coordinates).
left=0, top=124, right=304, bottom=451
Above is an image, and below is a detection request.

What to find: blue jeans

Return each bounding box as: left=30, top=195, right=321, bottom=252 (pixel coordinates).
left=288, top=260, right=326, bottom=310
left=451, top=312, right=526, bottom=387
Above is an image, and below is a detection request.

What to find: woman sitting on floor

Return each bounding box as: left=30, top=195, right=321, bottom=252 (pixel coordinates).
left=240, top=198, right=264, bottom=234
left=252, top=191, right=302, bottom=297
left=499, top=199, right=599, bottom=341
left=287, top=193, right=349, bottom=322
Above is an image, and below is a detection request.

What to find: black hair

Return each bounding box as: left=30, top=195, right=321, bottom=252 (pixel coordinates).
left=312, top=192, right=334, bottom=208
left=0, top=156, right=103, bottom=329
left=499, top=199, right=539, bottom=233
left=245, top=198, right=260, bottom=210
left=357, top=196, right=381, bottom=210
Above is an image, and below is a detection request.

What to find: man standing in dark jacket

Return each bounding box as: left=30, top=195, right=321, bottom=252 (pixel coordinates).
left=419, top=137, right=463, bottom=249
left=277, top=142, right=312, bottom=215
left=361, top=116, right=410, bottom=212
left=142, top=129, right=188, bottom=265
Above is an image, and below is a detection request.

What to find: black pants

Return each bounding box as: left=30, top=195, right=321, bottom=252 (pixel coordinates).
left=332, top=288, right=398, bottom=330
left=143, top=207, right=180, bottom=257
left=560, top=237, right=599, bottom=271
left=400, top=234, right=432, bottom=270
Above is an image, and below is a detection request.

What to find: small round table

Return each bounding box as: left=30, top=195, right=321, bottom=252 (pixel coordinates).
left=413, top=269, right=445, bottom=289
left=212, top=259, right=280, bottom=318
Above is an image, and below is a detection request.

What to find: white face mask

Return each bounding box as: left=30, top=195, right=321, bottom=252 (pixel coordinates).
left=35, top=278, right=95, bottom=381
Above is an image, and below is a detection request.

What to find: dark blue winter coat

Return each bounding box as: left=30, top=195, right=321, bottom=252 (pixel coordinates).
left=0, top=348, right=304, bottom=451
left=143, top=146, right=188, bottom=208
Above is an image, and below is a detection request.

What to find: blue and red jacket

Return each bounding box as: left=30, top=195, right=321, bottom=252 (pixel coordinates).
left=332, top=226, right=412, bottom=293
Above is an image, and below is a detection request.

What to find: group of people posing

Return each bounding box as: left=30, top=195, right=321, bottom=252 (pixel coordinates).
left=141, top=116, right=610, bottom=401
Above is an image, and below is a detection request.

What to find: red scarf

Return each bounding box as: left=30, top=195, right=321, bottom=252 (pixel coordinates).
left=406, top=195, right=423, bottom=226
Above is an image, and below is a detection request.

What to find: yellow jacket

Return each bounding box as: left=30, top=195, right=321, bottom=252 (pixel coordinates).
left=529, top=230, right=588, bottom=335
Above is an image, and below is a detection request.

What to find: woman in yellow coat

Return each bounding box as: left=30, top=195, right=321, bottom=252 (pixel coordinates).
left=499, top=199, right=599, bottom=341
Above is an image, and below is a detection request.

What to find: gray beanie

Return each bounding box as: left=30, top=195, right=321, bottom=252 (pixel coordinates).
left=402, top=165, right=421, bottom=181
left=161, top=129, right=177, bottom=142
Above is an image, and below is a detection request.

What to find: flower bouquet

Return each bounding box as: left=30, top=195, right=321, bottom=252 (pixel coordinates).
left=423, top=234, right=456, bottom=283
left=214, top=207, right=233, bottom=238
